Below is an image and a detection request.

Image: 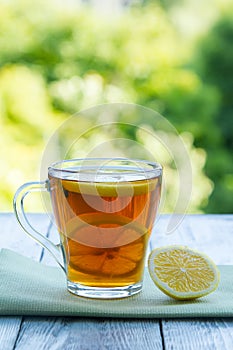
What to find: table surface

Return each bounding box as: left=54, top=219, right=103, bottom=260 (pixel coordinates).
left=0, top=213, right=233, bottom=350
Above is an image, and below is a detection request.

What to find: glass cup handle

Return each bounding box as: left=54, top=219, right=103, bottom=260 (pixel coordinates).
left=13, top=181, right=65, bottom=272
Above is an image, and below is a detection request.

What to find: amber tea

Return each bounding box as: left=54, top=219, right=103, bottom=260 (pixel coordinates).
left=14, top=158, right=162, bottom=299
left=49, top=167, right=161, bottom=291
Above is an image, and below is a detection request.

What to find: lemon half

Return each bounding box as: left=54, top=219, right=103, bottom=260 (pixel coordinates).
left=148, top=245, right=220, bottom=300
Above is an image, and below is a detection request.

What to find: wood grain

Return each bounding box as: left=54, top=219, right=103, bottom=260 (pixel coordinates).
left=0, top=213, right=50, bottom=350
left=155, top=215, right=233, bottom=350
left=1, top=214, right=233, bottom=350
left=162, top=319, right=233, bottom=350
left=150, top=214, right=233, bottom=264
left=15, top=219, right=163, bottom=350
left=14, top=317, right=163, bottom=350
left=0, top=317, right=22, bottom=350
left=0, top=213, right=50, bottom=260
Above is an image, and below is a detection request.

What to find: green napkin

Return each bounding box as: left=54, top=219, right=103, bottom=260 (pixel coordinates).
left=0, top=249, right=233, bottom=318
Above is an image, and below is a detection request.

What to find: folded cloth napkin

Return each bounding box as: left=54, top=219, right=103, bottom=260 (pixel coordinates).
left=1, top=249, right=233, bottom=318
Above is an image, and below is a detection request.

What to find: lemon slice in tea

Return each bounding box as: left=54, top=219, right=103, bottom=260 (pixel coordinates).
left=148, top=245, right=220, bottom=300
left=68, top=213, right=148, bottom=277
left=62, top=178, right=158, bottom=197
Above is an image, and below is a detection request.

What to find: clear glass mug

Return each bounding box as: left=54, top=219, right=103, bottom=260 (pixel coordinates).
left=14, top=158, right=162, bottom=299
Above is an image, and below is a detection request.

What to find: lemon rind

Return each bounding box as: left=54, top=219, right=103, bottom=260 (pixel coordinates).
left=62, top=178, right=158, bottom=197
left=65, top=213, right=148, bottom=237
left=148, top=245, right=220, bottom=300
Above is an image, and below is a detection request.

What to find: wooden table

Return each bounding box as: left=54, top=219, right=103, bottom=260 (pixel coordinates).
left=1, top=213, right=233, bottom=349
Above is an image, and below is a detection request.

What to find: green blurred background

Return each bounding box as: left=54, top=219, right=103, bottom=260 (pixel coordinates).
left=0, top=0, right=232, bottom=213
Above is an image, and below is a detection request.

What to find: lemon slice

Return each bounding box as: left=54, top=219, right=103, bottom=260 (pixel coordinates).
left=148, top=245, right=220, bottom=300
left=62, top=178, right=158, bottom=197
left=67, top=213, right=148, bottom=277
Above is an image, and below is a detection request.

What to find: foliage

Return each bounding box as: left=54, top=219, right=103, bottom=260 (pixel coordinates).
left=193, top=13, right=233, bottom=213
left=0, top=0, right=232, bottom=213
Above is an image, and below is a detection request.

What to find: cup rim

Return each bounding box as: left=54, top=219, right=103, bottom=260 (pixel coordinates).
left=48, top=157, right=162, bottom=178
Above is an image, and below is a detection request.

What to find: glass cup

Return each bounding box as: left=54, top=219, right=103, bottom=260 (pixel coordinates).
left=14, top=158, right=162, bottom=299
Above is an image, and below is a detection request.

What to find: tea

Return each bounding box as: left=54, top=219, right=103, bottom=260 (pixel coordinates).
left=49, top=174, right=161, bottom=288
left=14, top=157, right=162, bottom=298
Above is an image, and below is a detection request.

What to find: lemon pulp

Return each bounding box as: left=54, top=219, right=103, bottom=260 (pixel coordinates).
left=66, top=213, right=149, bottom=285
left=148, top=245, right=220, bottom=300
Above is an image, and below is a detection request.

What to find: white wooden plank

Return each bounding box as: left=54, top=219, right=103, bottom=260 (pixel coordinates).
left=150, top=215, right=233, bottom=264
left=2, top=214, right=233, bottom=350
left=0, top=213, right=51, bottom=350
left=0, top=213, right=51, bottom=260
left=14, top=317, right=163, bottom=350
left=186, top=215, right=233, bottom=264
left=15, top=217, right=163, bottom=350
left=162, top=319, right=233, bottom=350
left=158, top=215, right=233, bottom=350
left=0, top=317, right=22, bottom=350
